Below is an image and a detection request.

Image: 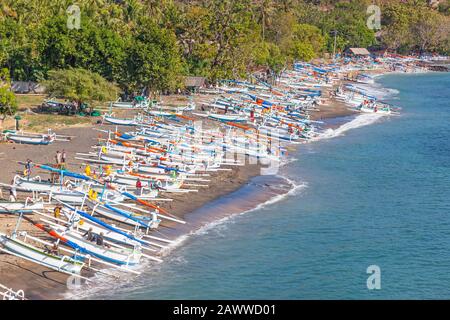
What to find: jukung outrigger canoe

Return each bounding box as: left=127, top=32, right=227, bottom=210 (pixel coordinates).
left=3, top=130, right=56, bottom=145
left=102, top=114, right=139, bottom=126
left=0, top=200, right=44, bottom=213
left=0, top=283, right=25, bottom=300
left=0, top=232, right=85, bottom=275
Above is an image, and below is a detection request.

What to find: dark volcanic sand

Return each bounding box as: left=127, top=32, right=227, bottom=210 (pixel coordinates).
left=0, top=98, right=355, bottom=299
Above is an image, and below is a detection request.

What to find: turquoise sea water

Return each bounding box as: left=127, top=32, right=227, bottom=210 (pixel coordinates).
left=92, top=72, right=450, bottom=299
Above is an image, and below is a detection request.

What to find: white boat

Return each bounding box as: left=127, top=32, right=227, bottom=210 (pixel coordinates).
left=4, top=131, right=56, bottom=145
left=0, top=233, right=84, bottom=274
left=356, top=74, right=375, bottom=84
left=359, top=104, right=391, bottom=114
left=0, top=201, right=44, bottom=213
left=14, top=176, right=67, bottom=192
left=113, top=173, right=183, bottom=190
left=84, top=199, right=158, bottom=229
left=50, top=226, right=142, bottom=266
left=103, top=115, right=138, bottom=126
left=60, top=211, right=149, bottom=249
left=146, top=110, right=181, bottom=117
left=0, top=283, right=25, bottom=300
left=112, top=101, right=134, bottom=109
left=208, top=113, right=247, bottom=123
left=46, top=190, right=84, bottom=204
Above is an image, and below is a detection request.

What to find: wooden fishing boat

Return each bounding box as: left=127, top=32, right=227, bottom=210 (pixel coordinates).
left=45, top=225, right=143, bottom=266
left=0, top=233, right=85, bottom=274
left=0, top=201, right=44, bottom=213
left=0, top=283, right=25, bottom=300
left=113, top=173, right=183, bottom=190
left=103, top=115, right=139, bottom=126
left=56, top=212, right=152, bottom=250
left=14, top=176, right=68, bottom=192
left=359, top=104, right=391, bottom=114
left=84, top=198, right=159, bottom=229
left=208, top=113, right=247, bottom=123
left=3, top=131, right=56, bottom=145
left=146, top=110, right=182, bottom=117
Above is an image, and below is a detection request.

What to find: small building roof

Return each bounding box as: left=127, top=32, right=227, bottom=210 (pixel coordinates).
left=347, top=48, right=370, bottom=56
left=11, top=81, right=46, bottom=94
left=185, top=76, right=206, bottom=88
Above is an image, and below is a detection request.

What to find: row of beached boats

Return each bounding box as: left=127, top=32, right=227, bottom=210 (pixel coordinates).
left=0, top=56, right=406, bottom=296
left=0, top=65, right=323, bottom=288
left=333, top=83, right=400, bottom=115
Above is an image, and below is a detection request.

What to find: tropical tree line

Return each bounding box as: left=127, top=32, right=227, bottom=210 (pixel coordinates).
left=0, top=0, right=449, bottom=95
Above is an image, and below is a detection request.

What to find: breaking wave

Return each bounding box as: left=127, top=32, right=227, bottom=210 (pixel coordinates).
left=315, top=113, right=385, bottom=140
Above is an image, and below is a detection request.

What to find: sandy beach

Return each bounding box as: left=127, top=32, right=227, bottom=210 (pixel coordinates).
left=1, top=65, right=399, bottom=300
left=0, top=99, right=355, bottom=300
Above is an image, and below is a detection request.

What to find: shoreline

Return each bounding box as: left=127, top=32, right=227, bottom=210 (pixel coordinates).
left=0, top=66, right=431, bottom=300
left=0, top=102, right=353, bottom=300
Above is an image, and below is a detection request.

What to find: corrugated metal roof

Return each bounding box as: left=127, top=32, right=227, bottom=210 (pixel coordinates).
left=11, top=81, right=46, bottom=94
left=348, top=48, right=370, bottom=55
left=185, top=76, right=206, bottom=87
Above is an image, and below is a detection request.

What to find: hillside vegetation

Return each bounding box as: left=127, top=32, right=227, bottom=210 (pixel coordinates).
left=0, top=0, right=449, bottom=92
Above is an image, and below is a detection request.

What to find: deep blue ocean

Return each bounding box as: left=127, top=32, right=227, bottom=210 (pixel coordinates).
left=91, top=72, right=450, bottom=299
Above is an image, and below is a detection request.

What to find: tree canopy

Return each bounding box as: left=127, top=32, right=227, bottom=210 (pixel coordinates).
left=43, top=68, right=119, bottom=104
left=0, top=68, right=17, bottom=121
left=0, top=0, right=448, bottom=91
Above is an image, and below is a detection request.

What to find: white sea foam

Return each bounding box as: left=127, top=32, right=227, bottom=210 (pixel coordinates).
left=162, top=176, right=307, bottom=251
left=280, top=157, right=299, bottom=167
left=315, top=113, right=385, bottom=140
left=63, top=263, right=149, bottom=300
left=351, top=81, right=400, bottom=100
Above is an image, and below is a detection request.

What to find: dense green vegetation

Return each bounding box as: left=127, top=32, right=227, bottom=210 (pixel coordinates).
left=43, top=68, right=119, bottom=105
left=0, top=67, right=17, bottom=123
left=0, top=0, right=449, bottom=95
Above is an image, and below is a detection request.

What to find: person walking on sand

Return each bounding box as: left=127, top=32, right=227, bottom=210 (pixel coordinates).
left=9, top=180, right=17, bottom=202
left=24, top=159, right=32, bottom=180
left=55, top=150, right=62, bottom=165
left=61, top=150, right=67, bottom=169
left=250, top=108, right=255, bottom=122
left=53, top=205, right=62, bottom=222
left=136, top=178, right=143, bottom=195
left=84, top=164, right=91, bottom=177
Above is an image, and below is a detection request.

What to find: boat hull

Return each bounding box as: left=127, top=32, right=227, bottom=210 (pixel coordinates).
left=0, top=234, right=84, bottom=274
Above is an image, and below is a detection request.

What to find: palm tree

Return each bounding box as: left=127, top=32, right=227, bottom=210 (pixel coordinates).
left=253, top=0, right=276, bottom=41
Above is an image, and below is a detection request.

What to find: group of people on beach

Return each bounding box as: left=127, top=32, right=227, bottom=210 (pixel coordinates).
left=83, top=228, right=110, bottom=248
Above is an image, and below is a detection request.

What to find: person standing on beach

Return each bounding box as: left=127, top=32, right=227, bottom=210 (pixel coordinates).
left=55, top=150, right=62, bottom=165
left=53, top=205, right=62, bottom=222
left=136, top=178, right=143, bottom=195
left=9, top=180, right=17, bottom=202
left=84, top=164, right=91, bottom=177
left=61, top=150, right=67, bottom=169
left=24, top=159, right=32, bottom=180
